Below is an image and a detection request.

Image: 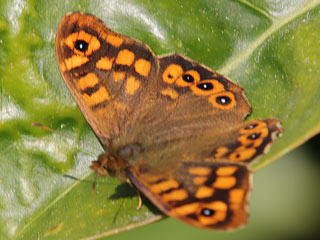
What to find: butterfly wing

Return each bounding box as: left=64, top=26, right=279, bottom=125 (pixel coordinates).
left=125, top=119, right=281, bottom=230
left=129, top=54, right=281, bottom=165
left=131, top=53, right=252, bottom=147
left=56, top=12, right=159, bottom=145
left=210, top=118, right=282, bottom=164
left=126, top=161, right=251, bottom=230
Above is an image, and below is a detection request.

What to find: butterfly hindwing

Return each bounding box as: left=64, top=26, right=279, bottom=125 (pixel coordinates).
left=127, top=161, right=251, bottom=230
left=211, top=119, right=282, bottom=164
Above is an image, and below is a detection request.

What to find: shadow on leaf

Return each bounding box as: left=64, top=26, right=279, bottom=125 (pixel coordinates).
left=109, top=182, right=162, bottom=215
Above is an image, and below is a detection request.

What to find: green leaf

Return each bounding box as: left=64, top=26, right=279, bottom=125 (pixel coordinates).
left=0, top=0, right=319, bottom=239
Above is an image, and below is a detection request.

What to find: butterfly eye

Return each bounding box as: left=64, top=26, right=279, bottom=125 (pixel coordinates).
left=197, top=82, right=213, bottom=90
left=247, top=132, right=261, bottom=140
left=176, top=70, right=200, bottom=87
left=197, top=201, right=228, bottom=225
left=239, top=120, right=267, bottom=134
left=208, top=92, right=236, bottom=109
left=244, top=123, right=259, bottom=130
left=74, top=40, right=89, bottom=52
left=216, top=96, right=231, bottom=105
left=190, top=80, right=225, bottom=96
left=182, top=74, right=194, bottom=83
left=64, top=30, right=100, bottom=56
left=201, top=208, right=215, bottom=216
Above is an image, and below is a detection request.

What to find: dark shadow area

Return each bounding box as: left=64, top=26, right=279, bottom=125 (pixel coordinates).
left=109, top=182, right=162, bottom=215
left=304, top=133, right=320, bottom=167
left=140, top=194, right=163, bottom=215
left=109, top=182, right=137, bottom=199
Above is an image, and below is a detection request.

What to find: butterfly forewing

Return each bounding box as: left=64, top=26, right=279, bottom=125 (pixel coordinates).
left=56, top=12, right=159, bottom=145
left=134, top=54, right=252, bottom=147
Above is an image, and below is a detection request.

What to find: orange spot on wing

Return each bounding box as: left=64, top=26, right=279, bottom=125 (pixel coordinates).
left=229, top=188, right=245, bottom=210
left=195, top=186, right=215, bottom=199
left=198, top=211, right=227, bottom=225
left=193, top=176, right=208, bottom=185
left=229, top=188, right=245, bottom=204
left=82, top=86, right=110, bottom=106
left=65, top=32, right=78, bottom=49
left=238, top=127, right=268, bottom=147
left=230, top=203, right=242, bottom=211
left=146, top=175, right=167, bottom=184
left=113, top=71, right=125, bottom=82
left=189, top=167, right=211, bottom=176
left=150, top=179, right=179, bottom=194
left=115, top=49, right=135, bottom=66
left=161, top=88, right=179, bottom=100
left=206, top=201, right=228, bottom=211
left=238, top=137, right=263, bottom=148
left=214, top=146, right=229, bottom=158
left=162, top=64, right=183, bottom=84
left=134, top=58, right=151, bottom=77
left=126, top=76, right=140, bottom=95
left=213, top=176, right=236, bottom=189
left=78, top=30, right=91, bottom=42
left=106, top=34, right=123, bottom=47
left=64, top=56, right=89, bottom=70
left=216, top=166, right=238, bottom=176
left=96, top=56, right=114, bottom=70
left=78, top=73, right=99, bottom=90
left=228, top=147, right=256, bottom=162
left=162, top=189, right=188, bottom=202
left=171, top=203, right=199, bottom=216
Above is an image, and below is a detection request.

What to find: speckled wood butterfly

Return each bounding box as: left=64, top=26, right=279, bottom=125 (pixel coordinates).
left=56, top=12, right=282, bottom=230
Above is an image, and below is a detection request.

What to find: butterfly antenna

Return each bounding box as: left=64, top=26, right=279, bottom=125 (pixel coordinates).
left=32, top=122, right=57, bottom=133
left=63, top=174, right=81, bottom=181
left=32, top=122, right=72, bottom=140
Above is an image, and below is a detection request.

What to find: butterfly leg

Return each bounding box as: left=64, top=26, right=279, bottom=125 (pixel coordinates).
left=91, top=174, right=98, bottom=193
left=126, top=178, right=143, bottom=210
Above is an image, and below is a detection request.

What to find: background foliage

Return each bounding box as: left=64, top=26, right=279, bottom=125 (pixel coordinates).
left=0, top=0, right=319, bottom=239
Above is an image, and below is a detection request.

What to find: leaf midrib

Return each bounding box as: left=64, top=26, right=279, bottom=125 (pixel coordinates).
left=218, top=0, right=320, bottom=75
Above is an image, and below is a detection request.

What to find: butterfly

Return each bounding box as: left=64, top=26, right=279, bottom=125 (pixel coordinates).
left=55, top=12, right=282, bottom=230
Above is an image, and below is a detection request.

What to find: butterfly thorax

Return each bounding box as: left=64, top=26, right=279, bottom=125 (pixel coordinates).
left=90, top=142, right=144, bottom=181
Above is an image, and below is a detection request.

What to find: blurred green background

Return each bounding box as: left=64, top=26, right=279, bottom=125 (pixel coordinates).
left=1, top=0, right=320, bottom=239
